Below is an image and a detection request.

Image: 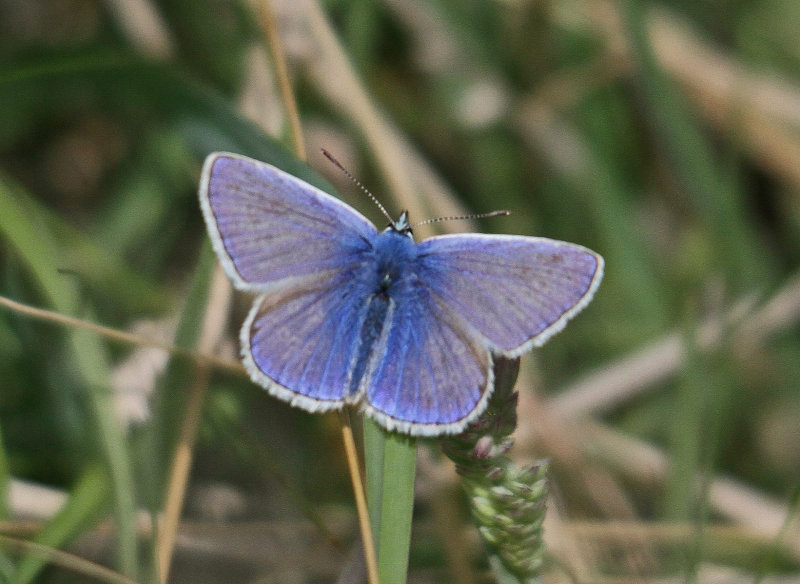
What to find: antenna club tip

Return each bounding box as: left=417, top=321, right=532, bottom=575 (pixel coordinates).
left=321, top=148, right=347, bottom=172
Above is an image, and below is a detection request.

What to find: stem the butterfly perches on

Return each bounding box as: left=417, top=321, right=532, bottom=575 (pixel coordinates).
left=441, top=357, right=549, bottom=584
left=364, top=420, right=417, bottom=584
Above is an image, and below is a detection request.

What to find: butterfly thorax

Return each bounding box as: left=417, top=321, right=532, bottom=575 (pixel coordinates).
left=369, top=227, right=418, bottom=297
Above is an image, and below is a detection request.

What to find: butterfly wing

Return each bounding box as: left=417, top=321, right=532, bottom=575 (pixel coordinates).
left=199, top=152, right=379, bottom=408
left=360, top=281, right=494, bottom=436
left=199, top=152, right=377, bottom=291
left=242, top=270, right=378, bottom=411
left=360, top=234, right=601, bottom=435
left=416, top=234, right=604, bottom=356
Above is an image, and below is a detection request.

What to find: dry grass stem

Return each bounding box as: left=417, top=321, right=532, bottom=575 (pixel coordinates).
left=157, top=265, right=233, bottom=583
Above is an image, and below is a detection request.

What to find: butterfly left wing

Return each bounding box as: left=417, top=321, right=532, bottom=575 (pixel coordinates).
left=200, top=152, right=380, bottom=410
left=199, top=152, right=377, bottom=292
left=416, top=234, right=604, bottom=356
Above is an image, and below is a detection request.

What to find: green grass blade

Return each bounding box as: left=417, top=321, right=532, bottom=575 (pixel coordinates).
left=148, top=241, right=217, bottom=495
left=620, top=2, right=772, bottom=290
left=364, top=418, right=386, bottom=550
left=11, top=465, right=110, bottom=584
left=0, top=424, right=8, bottom=519
left=0, top=49, right=338, bottom=194
left=0, top=173, right=139, bottom=579
left=364, top=419, right=418, bottom=584
left=379, top=431, right=417, bottom=584
left=0, top=427, right=11, bottom=579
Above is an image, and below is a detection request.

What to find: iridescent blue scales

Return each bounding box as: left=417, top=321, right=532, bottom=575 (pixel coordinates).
left=199, top=153, right=603, bottom=436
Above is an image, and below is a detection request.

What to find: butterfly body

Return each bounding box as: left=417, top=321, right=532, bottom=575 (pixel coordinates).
left=200, top=152, right=604, bottom=436
left=340, top=227, right=419, bottom=396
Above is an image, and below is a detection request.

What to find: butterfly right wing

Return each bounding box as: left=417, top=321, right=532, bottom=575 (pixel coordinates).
left=199, top=152, right=379, bottom=408
left=360, top=282, right=493, bottom=436
left=416, top=233, right=603, bottom=355
left=199, top=152, right=377, bottom=291
left=359, top=233, right=602, bottom=435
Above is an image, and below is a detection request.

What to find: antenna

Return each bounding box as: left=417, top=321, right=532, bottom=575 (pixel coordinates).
left=411, top=210, right=510, bottom=228
left=321, top=149, right=394, bottom=224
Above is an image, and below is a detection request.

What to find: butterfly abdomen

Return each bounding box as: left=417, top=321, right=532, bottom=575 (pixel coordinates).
left=343, top=230, right=422, bottom=396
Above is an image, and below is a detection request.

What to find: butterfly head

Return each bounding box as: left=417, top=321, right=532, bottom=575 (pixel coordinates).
left=387, top=211, right=414, bottom=240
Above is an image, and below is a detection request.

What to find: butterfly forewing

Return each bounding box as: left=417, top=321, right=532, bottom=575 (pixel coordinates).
left=200, top=153, right=377, bottom=291
left=417, top=234, right=603, bottom=355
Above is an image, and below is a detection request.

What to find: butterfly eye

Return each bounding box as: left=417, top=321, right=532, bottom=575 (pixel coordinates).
left=391, top=211, right=413, bottom=237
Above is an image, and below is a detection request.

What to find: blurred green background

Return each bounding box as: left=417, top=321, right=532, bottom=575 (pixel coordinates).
left=0, top=0, right=799, bottom=582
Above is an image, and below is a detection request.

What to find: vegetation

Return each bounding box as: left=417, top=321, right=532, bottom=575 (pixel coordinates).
left=0, top=0, right=798, bottom=582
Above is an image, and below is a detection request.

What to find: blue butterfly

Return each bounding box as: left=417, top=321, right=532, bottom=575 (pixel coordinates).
left=199, top=152, right=603, bottom=436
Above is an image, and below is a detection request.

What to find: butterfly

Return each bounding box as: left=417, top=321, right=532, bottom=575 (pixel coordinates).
left=199, top=152, right=604, bottom=436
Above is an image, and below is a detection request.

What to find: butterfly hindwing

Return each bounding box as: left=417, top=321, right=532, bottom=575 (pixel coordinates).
left=361, top=283, right=492, bottom=436
left=242, top=269, right=375, bottom=410
left=200, top=152, right=377, bottom=291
